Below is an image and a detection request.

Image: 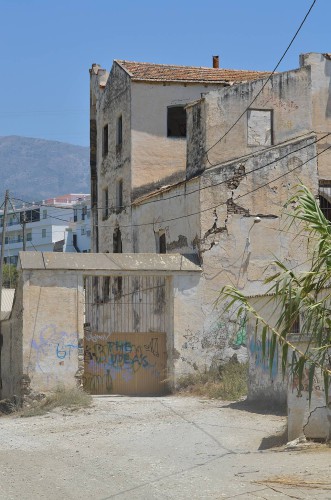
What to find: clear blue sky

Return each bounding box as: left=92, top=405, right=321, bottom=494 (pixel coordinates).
left=0, top=0, right=329, bottom=147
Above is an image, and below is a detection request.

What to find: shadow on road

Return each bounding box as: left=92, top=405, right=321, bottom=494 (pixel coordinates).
left=224, top=399, right=287, bottom=416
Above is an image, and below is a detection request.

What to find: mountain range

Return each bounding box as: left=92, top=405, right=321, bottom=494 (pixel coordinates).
left=0, top=136, right=90, bottom=202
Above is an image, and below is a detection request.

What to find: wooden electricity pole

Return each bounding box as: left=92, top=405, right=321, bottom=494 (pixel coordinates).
left=0, top=190, right=9, bottom=396
left=0, top=190, right=9, bottom=318
left=22, top=212, right=27, bottom=251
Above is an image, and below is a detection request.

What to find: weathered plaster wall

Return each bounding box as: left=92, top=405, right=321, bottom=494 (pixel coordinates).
left=131, top=177, right=200, bottom=255
left=1, top=282, right=23, bottom=399
left=187, top=65, right=313, bottom=177
left=94, top=63, right=132, bottom=255
left=22, top=270, right=84, bottom=392
left=247, top=297, right=287, bottom=405
left=287, top=344, right=331, bottom=441
left=300, top=53, right=331, bottom=180
left=129, top=136, right=319, bottom=378
left=131, top=82, right=221, bottom=189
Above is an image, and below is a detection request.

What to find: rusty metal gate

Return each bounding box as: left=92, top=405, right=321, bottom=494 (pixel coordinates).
left=83, top=275, right=168, bottom=395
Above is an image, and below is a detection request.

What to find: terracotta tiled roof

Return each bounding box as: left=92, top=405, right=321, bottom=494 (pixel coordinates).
left=115, top=60, right=270, bottom=84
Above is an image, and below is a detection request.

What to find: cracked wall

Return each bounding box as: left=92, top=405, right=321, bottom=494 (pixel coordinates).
left=129, top=135, right=319, bottom=382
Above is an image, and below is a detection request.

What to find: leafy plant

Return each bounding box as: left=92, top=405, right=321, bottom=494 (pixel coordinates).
left=2, top=263, right=18, bottom=288
left=220, top=185, right=331, bottom=403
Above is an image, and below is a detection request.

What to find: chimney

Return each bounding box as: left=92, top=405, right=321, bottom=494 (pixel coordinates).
left=212, top=55, right=219, bottom=69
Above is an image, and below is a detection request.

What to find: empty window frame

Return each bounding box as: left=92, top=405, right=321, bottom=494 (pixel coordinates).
left=116, top=115, right=123, bottom=146
left=116, top=179, right=123, bottom=211
left=159, top=232, right=166, bottom=254
left=102, top=124, right=109, bottom=156
left=102, top=187, right=109, bottom=220
left=285, top=304, right=300, bottom=334
left=319, top=195, right=331, bottom=222
left=167, top=106, right=186, bottom=138
left=247, top=109, right=273, bottom=146
left=113, top=227, right=122, bottom=253
left=319, top=183, right=331, bottom=222
left=103, top=276, right=110, bottom=302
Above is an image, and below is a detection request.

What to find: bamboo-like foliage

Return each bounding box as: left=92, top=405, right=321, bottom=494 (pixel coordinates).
left=220, top=185, right=331, bottom=404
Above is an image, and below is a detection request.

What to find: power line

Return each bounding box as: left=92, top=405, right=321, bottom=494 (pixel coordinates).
left=12, top=131, right=327, bottom=219
left=7, top=134, right=330, bottom=233
left=204, top=0, right=318, bottom=166
left=7, top=198, right=47, bottom=253
left=91, top=142, right=331, bottom=230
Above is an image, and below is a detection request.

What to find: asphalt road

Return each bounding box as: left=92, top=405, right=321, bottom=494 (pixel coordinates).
left=0, top=396, right=330, bottom=499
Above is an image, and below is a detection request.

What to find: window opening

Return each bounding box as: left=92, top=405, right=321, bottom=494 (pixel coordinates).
left=116, top=115, right=122, bottom=146
left=159, top=232, right=166, bottom=254
left=116, top=179, right=123, bottom=212
left=167, top=106, right=186, bottom=137
left=113, top=227, right=122, bottom=253
left=103, top=124, right=108, bottom=156
left=103, top=277, right=110, bottom=302
left=320, top=195, right=331, bottom=222
left=102, top=187, right=109, bottom=220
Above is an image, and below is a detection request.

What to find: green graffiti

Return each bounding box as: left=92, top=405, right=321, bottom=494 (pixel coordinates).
left=234, top=315, right=247, bottom=346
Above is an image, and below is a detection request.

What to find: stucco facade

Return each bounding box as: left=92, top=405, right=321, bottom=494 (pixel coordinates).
left=89, top=59, right=269, bottom=255
left=0, top=252, right=201, bottom=398
left=88, top=53, right=331, bottom=400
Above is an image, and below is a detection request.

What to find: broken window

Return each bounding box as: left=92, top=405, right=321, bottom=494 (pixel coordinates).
left=319, top=195, right=331, bottom=222
left=247, top=109, right=272, bottom=146
left=167, top=106, right=186, bottom=138
left=116, top=179, right=123, bottom=212
left=102, top=187, right=109, bottom=220
left=285, top=304, right=300, bottom=334
left=113, top=227, right=122, bottom=253
left=159, top=232, right=166, bottom=254
left=102, top=124, right=108, bottom=156
left=116, top=115, right=123, bottom=146
left=103, top=277, right=110, bottom=302
left=319, top=183, right=331, bottom=222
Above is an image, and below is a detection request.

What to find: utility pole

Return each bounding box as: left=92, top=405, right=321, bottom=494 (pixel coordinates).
left=22, top=212, right=27, bottom=251
left=0, top=190, right=9, bottom=317
left=0, top=190, right=9, bottom=397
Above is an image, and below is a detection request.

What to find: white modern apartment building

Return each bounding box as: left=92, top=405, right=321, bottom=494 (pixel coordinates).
left=0, top=194, right=91, bottom=265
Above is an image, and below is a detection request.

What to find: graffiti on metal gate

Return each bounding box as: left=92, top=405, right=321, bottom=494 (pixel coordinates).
left=83, top=333, right=166, bottom=394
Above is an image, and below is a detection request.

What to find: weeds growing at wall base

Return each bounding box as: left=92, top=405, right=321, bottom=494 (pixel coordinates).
left=176, top=359, right=248, bottom=400
left=21, top=386, right=92, bottom=417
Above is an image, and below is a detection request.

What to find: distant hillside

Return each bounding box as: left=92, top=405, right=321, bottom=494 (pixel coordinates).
left=0, top=136, right=90, bottom=202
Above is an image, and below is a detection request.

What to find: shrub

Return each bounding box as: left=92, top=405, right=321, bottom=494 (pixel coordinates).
left=176, top=359, right=248, bottom=401
left=21, top=385, right=92, bottom=417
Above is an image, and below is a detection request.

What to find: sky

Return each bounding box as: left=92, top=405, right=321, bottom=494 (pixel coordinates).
left=0, top=0, right=329, bottom=147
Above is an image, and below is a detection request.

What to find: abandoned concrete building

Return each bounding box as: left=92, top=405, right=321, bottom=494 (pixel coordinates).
left=2, top=53, right=331, bottom=439
left=88, top=52, right=331, bottom=438
left=89, top=52, right=331, bottom=378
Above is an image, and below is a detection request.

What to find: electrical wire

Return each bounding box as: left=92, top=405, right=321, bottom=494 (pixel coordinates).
left=11, top=131, right=329, bottom=217
left=204, top=0, right=318, bottom=166
left=7, top=198, right=48, bottom=253
left=89, top=141, right=331, bottom=229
